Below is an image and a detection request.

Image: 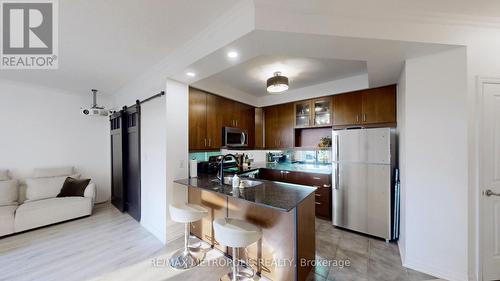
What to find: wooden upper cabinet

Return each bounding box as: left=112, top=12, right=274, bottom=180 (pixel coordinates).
left=278, top=103, right=294, bottom=148
left=264, top=105, right=279, bottom=148
left=206, top=94, right=225, bottom=148
left=264, top=103, right=294, bottom=148
left=189, top=87, right=256, bottom=151
left=312, top=97, right=332, bottom=126
left=332, top=85, right=396, bottom=127
left=189, top=88, right=207, bottom=150
left=332, top=92, right=362, bottom=126
left=295, top=101, right=312, bottom=128
left=361, top=85, right=396, bottom=125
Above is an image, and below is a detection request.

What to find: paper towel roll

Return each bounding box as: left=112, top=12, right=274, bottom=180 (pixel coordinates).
left=189, top=159, right=198, bottom=178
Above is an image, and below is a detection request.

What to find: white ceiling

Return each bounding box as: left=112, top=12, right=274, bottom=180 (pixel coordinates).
left=193, top=55, right=366, bottom=97
left=0, top=0, right=239, bottom=95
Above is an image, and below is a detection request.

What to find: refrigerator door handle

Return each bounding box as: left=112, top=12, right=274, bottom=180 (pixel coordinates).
left=334, top=134, right=340, bottom=190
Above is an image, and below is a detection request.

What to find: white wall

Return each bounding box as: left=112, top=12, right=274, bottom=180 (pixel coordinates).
left=0, top=79, right=111, bottom=203
left=165, top=79, right=189, bottom=242
left=396, top=66, right=407, bottom=264
left=140, top=95, right=168, bottom=243
left=399, top=48, right=468, bottom=280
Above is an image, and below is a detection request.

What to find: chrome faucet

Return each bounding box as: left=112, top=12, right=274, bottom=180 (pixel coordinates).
left=217, top=154, right=239, bottom=185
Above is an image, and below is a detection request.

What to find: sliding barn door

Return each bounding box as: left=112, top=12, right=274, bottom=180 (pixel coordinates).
left=110, top=111, right=125, bottom=212
left=124, top=104, right=141, bottom=221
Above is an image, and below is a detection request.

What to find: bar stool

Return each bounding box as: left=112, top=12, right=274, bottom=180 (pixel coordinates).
left=169, top=203, right=208, bottom=269
left=214, top=218, right=262, bottom=281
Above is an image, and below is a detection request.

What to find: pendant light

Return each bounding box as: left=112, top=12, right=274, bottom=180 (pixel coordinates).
left=266, top=71, right=289, bottom=94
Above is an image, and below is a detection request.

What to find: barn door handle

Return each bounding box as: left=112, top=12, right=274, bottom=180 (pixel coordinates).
left=485, top=189, right=500, bottom=197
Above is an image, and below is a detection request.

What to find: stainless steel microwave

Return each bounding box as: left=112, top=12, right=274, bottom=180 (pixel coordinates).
left=223, top=127, right=248, bottom=147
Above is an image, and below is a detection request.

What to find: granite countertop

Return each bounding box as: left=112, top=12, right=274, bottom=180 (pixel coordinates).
left=224, top=162, right=332, bottom=175
left=174, top=175, right=316, bottom=212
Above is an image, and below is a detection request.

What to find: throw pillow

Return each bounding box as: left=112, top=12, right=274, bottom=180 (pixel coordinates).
left=57, top=177, right=91, bottom=197
left=0, top=180, right=18, bottom=206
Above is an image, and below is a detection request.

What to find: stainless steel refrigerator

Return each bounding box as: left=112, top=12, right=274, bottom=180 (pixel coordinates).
left=332, top=128, right=396, bottom=240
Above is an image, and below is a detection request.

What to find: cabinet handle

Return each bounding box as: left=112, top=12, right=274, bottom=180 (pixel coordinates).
left=363, top=114, right=367, bottom=122
left=204, top=138, right=207, bottom=147
left=315, top=193, right=321, bottom=197
left=313, top=177, right=321, bottom=180
left=356, top=115, right=359, bottom=123
left=208, top=138, right=211, bottom=147
left=315, top=202, right=321, bottom=205
left=323, top=184, right=331, bottom=188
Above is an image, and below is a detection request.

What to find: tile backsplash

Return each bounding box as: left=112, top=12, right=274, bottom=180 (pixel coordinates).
left=190, top=148, right=331, bottom=164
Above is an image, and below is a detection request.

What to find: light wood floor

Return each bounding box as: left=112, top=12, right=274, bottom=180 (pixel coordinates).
left=0, top=203, right=235, bottom=281
left=0, top=203, right=443, bottom=281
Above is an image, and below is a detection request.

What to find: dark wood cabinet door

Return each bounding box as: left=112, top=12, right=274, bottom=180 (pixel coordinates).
left=332, top=92, right=362, bottom=126
left=189, top=88, right=207, bottom=150
left=361, top=85, right=396, bottom=124
left=206, top=94, right=226, bottom=149
left=264, top=105, right=280, bottom=148
left=278, top=103, right=295, bottom=148
left=257, top=168, right=283, bottom=181
left=237, top=102, right=255, bottom=148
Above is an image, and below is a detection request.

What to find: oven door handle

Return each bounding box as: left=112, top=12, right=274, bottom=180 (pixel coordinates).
left=241, top=132, right=246, bottom=145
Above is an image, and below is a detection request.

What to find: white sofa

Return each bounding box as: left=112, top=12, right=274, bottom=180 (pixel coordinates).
left=0, top=167, right=95, bottom=237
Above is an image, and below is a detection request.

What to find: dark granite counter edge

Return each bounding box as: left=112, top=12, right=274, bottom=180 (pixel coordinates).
left=174, top=179, right=316, bottom=212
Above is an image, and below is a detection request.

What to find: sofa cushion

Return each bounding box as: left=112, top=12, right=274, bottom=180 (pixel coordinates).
left=25, top=174, right=80, bottom=202
left=0, top=205, right=17, bottom=236
left=57, top=177, right=90, bottom=197
left=33, top=166, right=74, bottom=178
left=0, top=180, right=18, bottom=206
left=14, top=197, right=92, bottom=232
left=0, top=169, right=9, bottom=181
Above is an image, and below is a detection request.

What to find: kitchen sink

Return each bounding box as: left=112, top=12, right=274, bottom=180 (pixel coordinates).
left=211, top=178, right=262, bottom=188
left=239, top=179, right=262, bottom=188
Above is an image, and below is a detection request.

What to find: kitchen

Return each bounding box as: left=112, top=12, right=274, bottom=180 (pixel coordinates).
left=174, top=57, right=407, bottom=280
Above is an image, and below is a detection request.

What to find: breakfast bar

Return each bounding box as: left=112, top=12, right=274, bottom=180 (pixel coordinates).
left=174, top=175, right=316, bottom=281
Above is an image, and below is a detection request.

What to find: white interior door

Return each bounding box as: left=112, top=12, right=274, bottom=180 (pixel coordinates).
left=481, top=82, right=500, bottom=280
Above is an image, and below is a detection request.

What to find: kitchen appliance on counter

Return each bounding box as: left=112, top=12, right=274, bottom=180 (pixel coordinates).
left=223, top=127, right=248, bottom=148
left=332, top=127, right=397, bottom=241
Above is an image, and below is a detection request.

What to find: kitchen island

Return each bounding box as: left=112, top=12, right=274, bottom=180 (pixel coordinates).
left=174, top=175, right=316, bottom=281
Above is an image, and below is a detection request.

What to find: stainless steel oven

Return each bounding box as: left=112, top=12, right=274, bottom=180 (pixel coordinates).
left=223, top=127, right=248, bottom=148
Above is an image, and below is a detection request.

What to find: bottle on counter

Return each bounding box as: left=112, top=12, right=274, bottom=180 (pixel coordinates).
left=232, top=174, right=240, bottom=188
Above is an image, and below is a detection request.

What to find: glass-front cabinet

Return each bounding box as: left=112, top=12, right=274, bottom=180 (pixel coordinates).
left=313, top=97, right=332, bottom=126
left=294, top=97, right=332, bottom=128
left=295, top=101, right=311, bottom=127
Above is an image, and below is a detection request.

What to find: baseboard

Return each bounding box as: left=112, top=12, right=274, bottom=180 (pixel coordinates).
left=140, top=221, right=167, bottom=244
left=403, top=257, right=469, bottom=281
left=165, top=222, right=184, bottom=243
left=398, top=242, right=406, bottom=265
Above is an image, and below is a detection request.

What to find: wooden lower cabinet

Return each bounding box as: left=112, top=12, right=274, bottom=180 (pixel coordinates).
left=258, top=169, right=332, bottom=220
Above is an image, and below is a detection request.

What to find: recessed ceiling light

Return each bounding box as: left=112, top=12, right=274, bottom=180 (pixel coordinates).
left=227, top=51, right=238, bottom=58
left=186, top=72, right=196, bottom=77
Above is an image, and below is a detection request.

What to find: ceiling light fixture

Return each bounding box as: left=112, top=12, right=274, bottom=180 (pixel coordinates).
left=227, top=51, right=238, bottom=58
left=266, top=71, right=289, bottom=94
left=186, top=72, right=196, bottom=77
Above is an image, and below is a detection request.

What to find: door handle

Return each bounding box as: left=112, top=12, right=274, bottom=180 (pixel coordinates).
left=485, top=189, right=500, bottom=197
